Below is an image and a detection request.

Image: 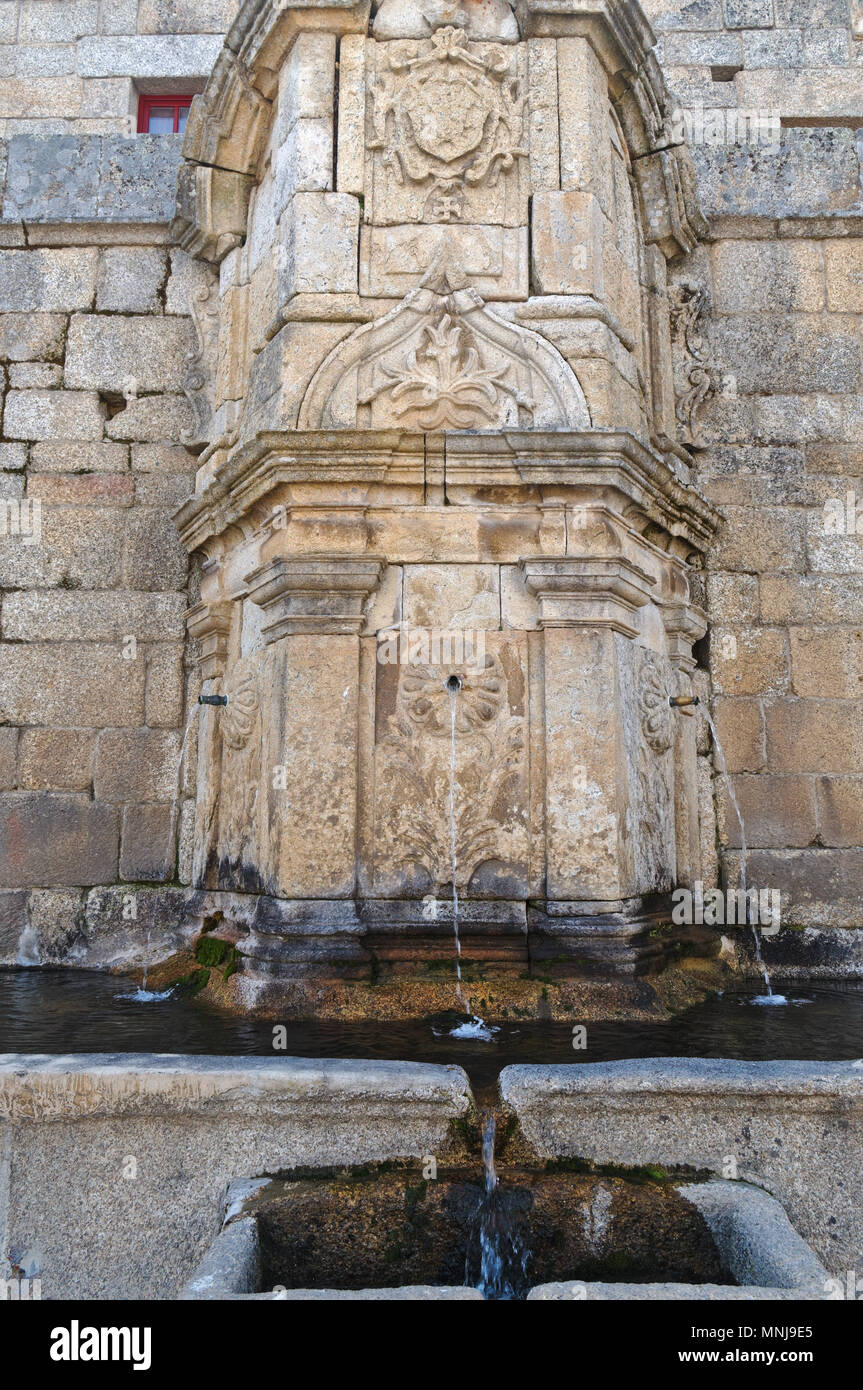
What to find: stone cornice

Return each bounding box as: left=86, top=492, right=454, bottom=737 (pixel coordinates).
left=173, top=428, right=720, bottom=558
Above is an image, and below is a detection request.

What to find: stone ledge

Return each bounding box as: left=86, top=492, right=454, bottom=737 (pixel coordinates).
left=0, top=1053, right=473, bottom=1122
left=0, top=134, right=184, bottom=225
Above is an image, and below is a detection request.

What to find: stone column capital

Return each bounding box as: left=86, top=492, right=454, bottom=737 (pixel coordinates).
left=186, top=599, right=233, bottom=679
left=520, top=556, right=653, bottom=636
left=244, top=555, right=384, bottom=640
left=662, top=601, right=708, bottom=672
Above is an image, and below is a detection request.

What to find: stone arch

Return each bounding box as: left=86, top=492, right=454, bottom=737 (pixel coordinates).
left=298, top=276, right=591, bottom=431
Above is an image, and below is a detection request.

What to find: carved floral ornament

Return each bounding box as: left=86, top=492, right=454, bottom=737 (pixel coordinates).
left=638, top=649, right=675, bottom=754
left=298, top=273, right=590, bottom=431
left=368, top=26, right=526, bottom=218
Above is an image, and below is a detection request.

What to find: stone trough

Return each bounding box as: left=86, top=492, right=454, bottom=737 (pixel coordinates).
left=1, top=1054, right=858, bottom=1300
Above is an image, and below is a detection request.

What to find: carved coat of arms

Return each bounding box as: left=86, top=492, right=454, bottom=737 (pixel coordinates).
left=368, top=27, right=526, bottom=221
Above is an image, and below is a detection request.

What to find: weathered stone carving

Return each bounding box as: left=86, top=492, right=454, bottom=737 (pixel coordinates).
left=374, top=643, right=527, bottom=894
left=637, top=648, right=674, bottom=754
left=221, top=669, right=259, bottom=749
left=670, top=282, right=718, bottom=444
left=181, top=279, right=220, bottom=447
left=299, top=273, right=590, bottom=429
left=368, top=26, right=526, bottom=222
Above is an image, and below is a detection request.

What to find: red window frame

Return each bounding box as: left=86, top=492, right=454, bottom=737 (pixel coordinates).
left=137, top=94, right=194, bottom=135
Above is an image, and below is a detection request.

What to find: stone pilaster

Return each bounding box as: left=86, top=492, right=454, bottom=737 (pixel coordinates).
left=243, top=556, right=383, bottom=899
left=664, top=601, right=708, bottom=890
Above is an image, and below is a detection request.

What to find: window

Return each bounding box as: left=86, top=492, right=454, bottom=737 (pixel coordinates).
left=137, top=94, right=193, bottom=135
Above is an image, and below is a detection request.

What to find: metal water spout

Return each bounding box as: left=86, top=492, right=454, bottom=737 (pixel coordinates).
left=198, top=694, right=228, bottom=706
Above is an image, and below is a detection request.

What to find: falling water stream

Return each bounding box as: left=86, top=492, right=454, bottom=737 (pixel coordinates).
left=468, top=1112, right=529, bottom=1299
left=445, top=678, right=497, bottom=1042
left=702, top=707, right=785, bottom=1005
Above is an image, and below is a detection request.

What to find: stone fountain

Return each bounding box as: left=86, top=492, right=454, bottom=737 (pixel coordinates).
left=171, top=0, right=720, bottom=1009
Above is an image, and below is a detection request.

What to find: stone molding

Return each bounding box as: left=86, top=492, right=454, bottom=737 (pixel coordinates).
left=521, top=555, right=653, bottom=635
left=174, top=429, right=720, bottom=556
left=244, top=555, right=384, bottom=638
left=186, top=598, right=233, bottom=678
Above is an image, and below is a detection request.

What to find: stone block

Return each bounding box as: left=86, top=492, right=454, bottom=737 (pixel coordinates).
left=0, top=75, right=83, bottom=118
left=825, top=242, right=863, bottom=315
left=0, top=248, right=97, bottom=312
left=96, top=248, right=167, bottom=313
left=278, top=193, right=359, bottom=300
left=766, top=699, right=863, bottom=773
left=790, top=627, right=863, bottom=699
left=692, top=131, right=861, bottom=221
left=816, top=776, right=863, bottom=848
left=123, top=509, right=188, bottom=591
left=3, top=133, right=100, bottom=220
left=26, top=473, right=133, bottom=506
left=18, top=1, right=98, bottom=42
left=64, top=316, right=197, bottom=394
left=742, top=848, right=863, bottom=928
left=711, top=242, right=823, bottom=315
left=0, top=725, right=17, bottom=789
left=137, top=0, right=238, bottom=33
left=98, top=134, right=185, bottom=222
left=0, top=643, right=146, bottom=726
left=19, top=729, right=96, bottom=791
left=722, top=774, right=817, bottom=849
left=710, top=626, right=789, bottom=696
left=707, top=317, right=862, bottom=397
left=760, top=574, right=863, bottom=624
left=274, top=118, right=333, bottom=213
left=77, top=35, right=223, bottom=79
left=29, top=440, right=128, bottom=472
left=403, top=565, right=500, bottom=630
left=0, top=890, right=26, bottom=963
left=105, top=394, right=193, bottom=442
left=709, top=506, right=807, bottom=574
left=0, top=502, right=127, bottom=589
left=145, top=643, right=185, bottom=727
left=0, top=792, right=118, bottom=888
left=165, top=249, right=214, bottom=317
left=94, top=728, right=181, bottom=803
left=710, top=697, right=765, bottom=773
left=0, top=4, right=18, bottom=43
left=26, top=887, right=84, bottom=961
left=2, top=589, right=186, bottom=641
left=276, top=31, right=336, bottom=140
left=0, top=442, right=26, bottom=470
left=531, top=190, right=604, bottom=297
left=706, top=573, right=759, bottom=624
left=9, top=362, right=63, bottom=388
left=3, top=388, right=105, bottom=441
left=724, top=0, right=781, bottom=25
left=557, top=37, right=614, bottom=218
left=0, top=312, right=66, bottom=362
left=119, top=803, right=174, bottom=882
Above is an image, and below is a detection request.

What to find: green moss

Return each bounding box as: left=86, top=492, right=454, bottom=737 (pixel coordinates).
left=543, top=1156, right=678, bottom=1185
left=223, top=947, right=242, bottom=981
left=195, top=936, right=231, bottom=967
left=173, top=967, right=210, bottom=996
